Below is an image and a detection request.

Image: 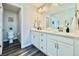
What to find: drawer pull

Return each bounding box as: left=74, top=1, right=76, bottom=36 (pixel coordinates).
left=41, top=47, right=43, bottom=49
left=41, top=39, right=43, bottom=41
left=41, top=34, right=43, bottom=36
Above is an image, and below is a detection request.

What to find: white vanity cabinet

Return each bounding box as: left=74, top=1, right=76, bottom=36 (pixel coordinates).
left=47, top=39, right=57, bottom=56
left=31, top=30, right=79, bottom=56
left=47, top=34, right=73, bottom=56
left=47, top=40, right=73, bottom=56
left=40, top=33, right=47, bottom=54
left=31, top=31, right=47, bottom=54
left=74, top=39, right=79, bottom=56
left=57, top=42, right=73, bottom=56
left=31, top=31, right=40, bottom=49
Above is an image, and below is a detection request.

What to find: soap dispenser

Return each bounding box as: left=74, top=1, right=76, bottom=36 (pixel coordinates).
left=66, top=23, right=70, bottom=33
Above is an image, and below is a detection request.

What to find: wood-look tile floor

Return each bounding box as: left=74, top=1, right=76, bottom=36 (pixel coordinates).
left=1, top=40, right=46, bottom=56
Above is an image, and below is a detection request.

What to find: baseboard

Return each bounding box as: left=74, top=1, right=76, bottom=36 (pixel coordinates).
left=21, top=43, right=32, bottom=48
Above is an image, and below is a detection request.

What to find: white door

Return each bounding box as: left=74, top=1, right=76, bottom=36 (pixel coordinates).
left=0, top=3, right=3, bottom=55
left=47, top=39, right=57, bottom=56
left=58, top=42, right=73, bottom=56
left=3, top=9, right=18, bottom=42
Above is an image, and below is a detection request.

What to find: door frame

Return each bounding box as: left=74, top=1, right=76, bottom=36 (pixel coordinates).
left=0, top=3, right=3, bottom=55
left=2, top=3, right=23, bottom=51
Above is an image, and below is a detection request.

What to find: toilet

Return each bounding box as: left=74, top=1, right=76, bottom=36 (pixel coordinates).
left=7, top=27, right=15, bottom=44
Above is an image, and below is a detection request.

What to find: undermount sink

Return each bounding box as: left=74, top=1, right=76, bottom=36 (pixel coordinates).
left=46, top=28, right=62, bottom=32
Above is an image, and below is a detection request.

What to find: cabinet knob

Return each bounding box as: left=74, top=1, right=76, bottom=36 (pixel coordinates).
left=33, top=36, right=35, bottom=38
left=41, top=46, right=43, bottom=49
left=41, top=39, right=43, bottom=41
left=41, top=34, right=43, bottom=36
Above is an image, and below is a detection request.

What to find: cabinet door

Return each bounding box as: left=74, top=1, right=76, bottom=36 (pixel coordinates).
left=74, top=39, right=79, bottom=56
left=58, top=42, right=73, bottom=56
left=47, top=39, right=57, bottom=56
left=31, top=31, right=40, bottom=49
left=40, top=33, right=46, bottom=54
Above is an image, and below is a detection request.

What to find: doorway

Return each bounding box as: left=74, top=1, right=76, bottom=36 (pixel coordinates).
left=2, top=3, right=21, bottom=53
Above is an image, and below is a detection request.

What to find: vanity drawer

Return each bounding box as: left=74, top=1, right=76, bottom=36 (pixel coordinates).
left=40, top=42, right=47, bottom=54
left=57, top=36, right=73, bottom=45
left=40, top=32, right=47, bottom=54
left=40, top=32, right=46, bottom=38
left=47, top=34, right=59, bottom=41
left=47, top=34, right=73, bottom=45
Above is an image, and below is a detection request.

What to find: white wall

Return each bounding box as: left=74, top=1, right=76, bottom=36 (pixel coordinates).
left=17, top=3, right=35, bottom=48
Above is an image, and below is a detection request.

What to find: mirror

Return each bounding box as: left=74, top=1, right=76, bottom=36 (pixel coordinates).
left=77, top=9, right=79, bottom=29
left=51, top=16, right=59, bottom=29
left=50, top=4, right=75, bottom=30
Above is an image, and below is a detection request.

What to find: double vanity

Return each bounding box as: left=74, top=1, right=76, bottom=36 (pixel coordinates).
left=31, top=28, right=79, bottom=56
left=30, top=3, right=79, bottom=56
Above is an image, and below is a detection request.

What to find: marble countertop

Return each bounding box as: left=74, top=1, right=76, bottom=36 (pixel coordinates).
left=31, top=28, right=79, bottom=39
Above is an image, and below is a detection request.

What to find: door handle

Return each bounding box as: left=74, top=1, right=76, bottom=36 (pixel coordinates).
left=41, top=46, right=43, bottom=49
left=0, top=45, right=1, bottom=47
left=57, top=43, right=59, bottom=49
left=55, top=43, right=57, bottom=48
left=0, top=6, right=1, bottom=8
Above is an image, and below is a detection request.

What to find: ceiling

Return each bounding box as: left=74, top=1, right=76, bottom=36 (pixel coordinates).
left=3, top=3, right=20, bottom=13
left=32, top=3, right=45, bottom=8
left=32, top=3, right=65, bottom=9
left=32, top=3, right=75, bottom=15
left=32, top=3, right=64, bottom=14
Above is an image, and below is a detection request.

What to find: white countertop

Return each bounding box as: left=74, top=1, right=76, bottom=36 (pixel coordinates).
left=31, top=28, right=79, bottom=38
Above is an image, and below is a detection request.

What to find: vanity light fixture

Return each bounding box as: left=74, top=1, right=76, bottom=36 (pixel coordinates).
left=38, top=7, right=42, bottom=13
left=37, top=3, right=49, bottom=13
left=37, top=3, right=64, bottom=13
